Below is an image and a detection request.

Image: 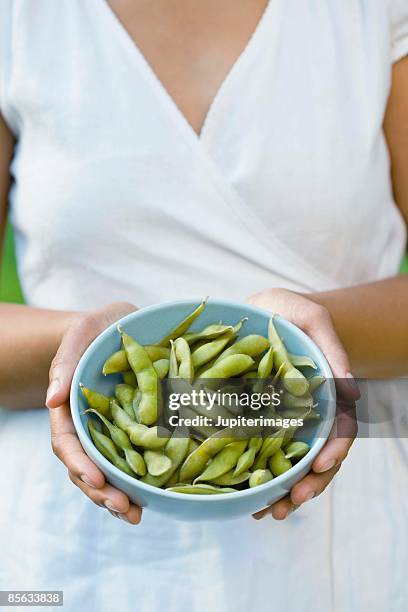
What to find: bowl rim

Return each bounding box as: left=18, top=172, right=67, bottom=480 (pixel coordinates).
left=70, top=298, right=336, bottom=503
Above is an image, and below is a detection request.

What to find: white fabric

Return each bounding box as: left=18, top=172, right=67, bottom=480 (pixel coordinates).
left=0, top=1, right=407, bottom=611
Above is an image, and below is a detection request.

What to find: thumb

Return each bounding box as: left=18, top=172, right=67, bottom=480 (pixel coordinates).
left=46, top=302, right=136, bottom=408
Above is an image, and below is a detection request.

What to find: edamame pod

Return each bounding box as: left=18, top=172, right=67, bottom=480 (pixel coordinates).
left=122, top=371, right=137, bottom=386
left=153, top=358, right=170, bottom=379
left=214, top=335, right=269, bottom=365
left=249, top=469, right=273, bottom=488
left=157, top=298, right=208, bottom=347
left=194, top=440, right=247, bottom=483
left=268, top=317, right=309, bottom=397
left=88, top=419, right=134, bottom=477
left=199, top=354, right=255, bottom=379
left=103, top=346, right=170, bottom=374
left=182, top=323, right=234, bottom=345
left=174, top=337, right=194, bottom=381
left=258, top=346, right=274, bottom=378
left=288, top=353, right=317, bottom=370
left=284, top=441, right=310, bottom=460
left=233, top=437, right=262, bottom=477
left=124, top=448, right=147, bottom=477
left=281, top=391, right=314, bottom=410
left=144, top=450, right=172, bottom=476
left=268, top=449, right=293, bottom=476
left=80, top=384, right=111, bottom=419
left=210, top=470, right=250, bottom=486
left=115, top=384, right=136, bottom=420
left=308, top=375, right=326, bottom=393
left=179, top=429, right=237, bottom=482
left=120, top=329, right=158, bottom=425
left=166, top=484, right=236, bottom=495
left=111, top=400, right=169, bottom=449
left=142, top=429, right=190, bottom=487
left=85, top=408, right=132, bottom=450
left=253, top=430, right=285, bottom=470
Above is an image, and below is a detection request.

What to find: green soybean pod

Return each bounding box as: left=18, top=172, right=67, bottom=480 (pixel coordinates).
left=199, top=354, right=255, bottom=379
left=157, top=297, right=208, bottom=347
left=281, top=391, right=314, bottom=410
left=142, top=430, right=190, bottom=487
left=169, top=340, right=179, bottom=378
left=153, top=358, right=170, bottom=380
left=119, top=329, right=158, bottom=426
left=103, top=346, right=171, bottom=375
left=103, top=350, right=130, bottom=375
left=182, top=323, right=234, bottom=345
left=85, top=408, right=132, bottom=450
left=210, top=470, right=250, bottom=486
left=194, top=440, right=247, bottom=483
left=80, top=384, right=111, bottom=419
left=233, top=444, right=258, bottom=477
left=191, top=331, right=235, bottom=368
left=111, top=400, right=169, bottom=450
left=268, top=317, right=309, bottom=397
left=124, top=448, right=147, bottom=477
left=88, top=419, right=134, bottom=477
left=253, top=430, right=285, bottom=470
left=166, top=484, right=236, bottom=495
left=288, top=353, right=318, bottom=370
left=122, top=371, right=138, bottom=386
left=115, top=384, right=136, bottom=420
left=213, top=335, right=270, bottom=365
left=179, top=429, right=237, bottom=483
left=308, top=375, right=326, bottom=394
left=284, top=441, right=310, bottom=460
left=174, top=337, right=194, bottom=381
left=258, top=346, right=274, bottom=378
left=249, top=469, right=273, bottom=488
left=144, top=450, right=172, bottom=477
left=165, top=468, right=180, bottom=487
left=268, top=449, right=293, bottom=476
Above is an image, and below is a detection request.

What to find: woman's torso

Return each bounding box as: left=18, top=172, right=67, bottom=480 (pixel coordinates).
left=0, top=2, right=407, bottom=611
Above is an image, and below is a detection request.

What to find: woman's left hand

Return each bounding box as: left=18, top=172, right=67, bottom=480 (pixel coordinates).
left=247, top=288, right=360, bottom=521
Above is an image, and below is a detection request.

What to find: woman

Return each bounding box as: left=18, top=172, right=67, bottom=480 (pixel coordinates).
left=0, top=1, right=407, bottom=610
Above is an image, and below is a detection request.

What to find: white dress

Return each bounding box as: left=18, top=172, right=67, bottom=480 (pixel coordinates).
left=1, top=1, right=407, bottom=610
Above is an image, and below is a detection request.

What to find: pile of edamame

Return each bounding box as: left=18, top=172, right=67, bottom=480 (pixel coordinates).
left=80, top=299, right=325, bottom=495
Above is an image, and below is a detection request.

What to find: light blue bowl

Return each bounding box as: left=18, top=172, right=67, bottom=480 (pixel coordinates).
left=70, top=298, right=335, bottom=521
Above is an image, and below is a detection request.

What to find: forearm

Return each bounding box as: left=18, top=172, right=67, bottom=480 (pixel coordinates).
left=0, top=304, right=78, bottom=409
left=307, top=275, right=408, bottom=378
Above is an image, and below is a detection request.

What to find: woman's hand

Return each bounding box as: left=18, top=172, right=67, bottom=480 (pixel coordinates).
left=46, top=301, right=143, bottom=525
left=247, top=288, right=360, bottom=520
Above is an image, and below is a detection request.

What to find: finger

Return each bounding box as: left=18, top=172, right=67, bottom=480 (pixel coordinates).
left=313, top=404, right=357, bottom=473
left=46, top=302, right=136, bottom=408
left=290, top=464, right=341, bottom=505
left=71, top=474, right=142, bottom=524
left=252, top=496, right=297, bottom=521
left=299, top=309, right=360, bottom=402
left=107, top=506, right=143, bottom=525
left=50, top=404, right=105, bottom=489
left=69, top=472, right=141, bottom=522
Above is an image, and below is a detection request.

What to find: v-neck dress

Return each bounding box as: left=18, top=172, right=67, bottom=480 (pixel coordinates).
left=1, top=1, right=408, bottom=611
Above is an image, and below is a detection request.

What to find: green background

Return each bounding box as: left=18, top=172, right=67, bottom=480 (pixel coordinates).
left=1, top=221, right=407, bottom=304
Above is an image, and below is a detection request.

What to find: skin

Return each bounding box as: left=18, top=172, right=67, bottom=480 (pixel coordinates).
left=0, top=2, right=407, bottom=525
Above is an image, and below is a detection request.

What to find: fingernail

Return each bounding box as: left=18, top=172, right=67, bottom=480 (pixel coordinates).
left=46, top=379, right=60, bottom=405
left=105, top=501, right=121, bottom=513
left=81, top=474, right=96, bottom=488
left=303, top=491, right=315, bottom=503
left=319, top=459, right=336, bottom=472
left=118, top=514, right=130, bottom=523
left=286, top=504, right=300, bottom=518
left=346, top=372, right=359, bottom=395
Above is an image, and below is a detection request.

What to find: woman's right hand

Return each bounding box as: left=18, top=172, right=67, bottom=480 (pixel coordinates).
left=46, top=301, right=143, bottom=525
